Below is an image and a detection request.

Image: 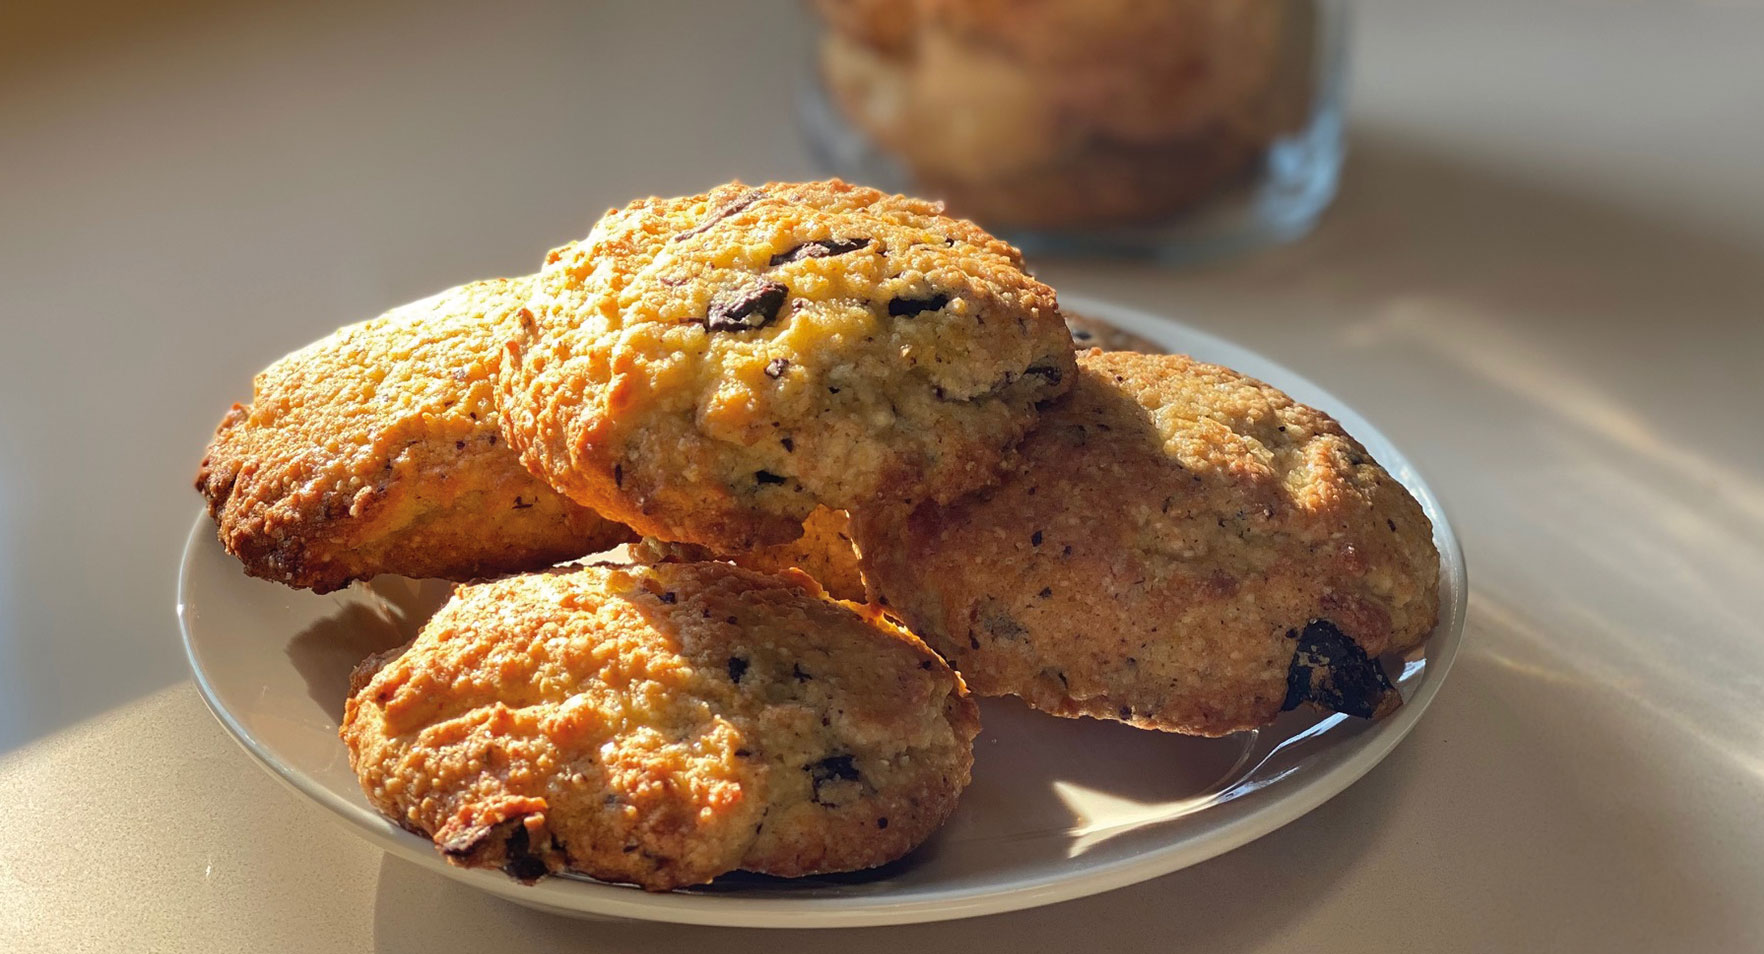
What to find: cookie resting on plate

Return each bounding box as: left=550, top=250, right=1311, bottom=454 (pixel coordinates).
left=341, top=561, right=979, bottom=891
left=853, top=349, right=1440, bottom=737
left=194, top=278, right=633, bottom=593
left=496, top=179, right=1075, bottom=551
left=629, top=310, right=1161, bottom=606
left=631, top=316, right=1162, bottom=609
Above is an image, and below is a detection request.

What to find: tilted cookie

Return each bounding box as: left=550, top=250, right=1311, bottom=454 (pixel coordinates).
left=195, top=278, right=632, bottom=592
left=624, top=294, right=1216, bottom=601
left=497, top=179, right=1075, bottom=550
left=853, top=350, right=1440, bottom=737
left=341, top=561, right=979, bottom=890
left=635, top=313, right=1170, bottom=608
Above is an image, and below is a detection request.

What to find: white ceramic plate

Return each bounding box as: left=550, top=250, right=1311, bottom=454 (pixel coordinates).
left=178, top=295, right=1467, bottom=928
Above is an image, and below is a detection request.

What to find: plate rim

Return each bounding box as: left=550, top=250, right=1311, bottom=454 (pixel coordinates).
left=178, top=293, right=1468, bottom=928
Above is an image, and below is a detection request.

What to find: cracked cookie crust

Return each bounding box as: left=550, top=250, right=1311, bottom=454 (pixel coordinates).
left=195, top=278, right=632, bottom=592
left=341, top=561, right=978, bottom=890
left=496, top=179, right=1074, bottom=550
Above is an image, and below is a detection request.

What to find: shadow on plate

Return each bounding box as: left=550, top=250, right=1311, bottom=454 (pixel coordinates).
left=364, top=729, right=1404, bottom=951
left=284, top=576, right=454, bottom=717
left=364, top=596, right=1763, bottom=950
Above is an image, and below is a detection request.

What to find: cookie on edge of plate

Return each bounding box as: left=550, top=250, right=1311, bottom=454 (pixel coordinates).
left=852, top=349, right=1440, bottom=737
left=341, top=560, right=980, bottom=890
left=497, top=179, right=1076, bottom=551
left=195, top=278, right=633, bottom=593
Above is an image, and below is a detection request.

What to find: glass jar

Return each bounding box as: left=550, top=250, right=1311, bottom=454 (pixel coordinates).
left=800, top=0, right=1347, bottom=260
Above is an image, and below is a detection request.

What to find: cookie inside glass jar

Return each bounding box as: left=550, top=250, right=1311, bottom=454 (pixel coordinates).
left=805, top=0, right=1338, bottom=256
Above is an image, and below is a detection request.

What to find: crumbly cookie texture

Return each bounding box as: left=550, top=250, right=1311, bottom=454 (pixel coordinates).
left=853, top=350, right=1439, bottom=737
left=637, top=507, right=868, bottom=604
left=497, top=179, right=1075, bottom=551
left=195, top=278, right=632, bottom=593
left=634, top=311, right=1157, bottom=604
left=341, top=561, right=979, bottom=890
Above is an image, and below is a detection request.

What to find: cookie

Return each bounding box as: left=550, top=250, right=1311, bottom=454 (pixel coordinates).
left=853, top=350, right=1439, bottom=736
left=642, top=310, right=1178, bottom=603
left=195, top=278, right=633, bottom=593
left=498, top=179, right=1074, bottom=550
left=636, top=507, right=867, bottom=604
left=635, top=317, right=1164, bottom=604
left=819, top=30, right=1071, bottom=184
left=637, top=312, right=1189, bottom=606
left=341, top=561, right=979, bottom=890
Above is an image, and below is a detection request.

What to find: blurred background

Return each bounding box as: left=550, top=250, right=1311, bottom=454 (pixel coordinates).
left=2, top=0, right=1763, bottom=950
left=801, top=0, right=1348, bottom=256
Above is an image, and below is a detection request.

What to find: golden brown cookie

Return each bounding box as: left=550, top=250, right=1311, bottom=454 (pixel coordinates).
left=628, top=303, right=1173, bottom=604
left=195, top=278, right=632, bottom=593
left=636, top=507, right=867, bottom=604
left=635, top=313, right=1175, bottom=606
left=853, top=350, right=1439, bottom=737
left=497, top=179, right=1074, bottom=551
left=341, top=561, right=979, bottom=890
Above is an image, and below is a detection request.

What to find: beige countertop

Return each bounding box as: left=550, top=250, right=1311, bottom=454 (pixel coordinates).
left=3, top=0, right=1762, bottom=950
